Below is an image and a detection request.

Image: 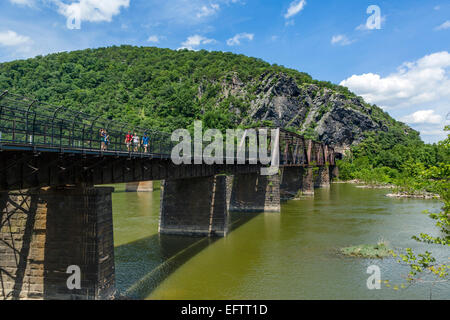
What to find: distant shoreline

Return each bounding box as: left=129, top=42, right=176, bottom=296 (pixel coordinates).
left=333, top=180, right=440, bottom=200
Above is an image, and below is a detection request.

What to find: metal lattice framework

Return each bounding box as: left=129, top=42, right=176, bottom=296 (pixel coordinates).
left=0, top=91, right=335, bottom=166
left=0, top=91, right=173, bottom=157
left=279, top=129, right=335, bottom=166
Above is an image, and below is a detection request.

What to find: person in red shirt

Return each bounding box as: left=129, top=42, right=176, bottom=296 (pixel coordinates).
left=125, top=131, right=133, bottom=152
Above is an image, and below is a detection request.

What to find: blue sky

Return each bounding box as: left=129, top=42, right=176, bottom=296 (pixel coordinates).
left=0, top=0, right=449, bottom=142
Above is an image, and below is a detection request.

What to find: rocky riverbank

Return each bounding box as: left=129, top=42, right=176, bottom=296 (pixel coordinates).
left=386, top=192, right=440, bottom=200
left=332, top=180, right=394, bottom=189
left=333, top=180, right=440, bottom=199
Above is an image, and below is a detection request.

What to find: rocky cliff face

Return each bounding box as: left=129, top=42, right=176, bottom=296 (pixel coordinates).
left=219, top=72, right=398, bottom=152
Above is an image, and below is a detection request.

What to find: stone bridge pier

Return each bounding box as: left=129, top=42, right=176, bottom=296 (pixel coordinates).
left=280, top=167, right=304, bottom=199
left=314, top=166, right=331, bottom=188
left=0, top=186, right=116, bottom=300
left=158, top=165, right=337, bottom=239
left=159, top=172, right=282, bottom=237
left=228, top=173, right=281, bottom=213
left=330, top=166, right=339, bottom=181
left=279, top=165, right=333, bottom=199
left=279, top=167, right=315, bottom=197
left=159, top=176, right=230, bottom=237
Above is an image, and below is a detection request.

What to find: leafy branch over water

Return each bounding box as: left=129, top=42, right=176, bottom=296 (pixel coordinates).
left=338, top=127, right=449, bottom=296
left=389, top=128, right=449, bottom=295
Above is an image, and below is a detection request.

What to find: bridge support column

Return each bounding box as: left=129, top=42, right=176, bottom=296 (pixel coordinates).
left=159, top=176, right=229, bottom=237
left=301, top=167, right=315, bottom=196
left=330, top=166, right=339, bottom=181
left=280, top=167, right=304, bottom=200
left=315, top=166, right=331, bottom=188
left=0, top=186, right=116, bottom=300
left=228, top=173, right=280, bottom=212
left=125, top=181, right=153, bottom=192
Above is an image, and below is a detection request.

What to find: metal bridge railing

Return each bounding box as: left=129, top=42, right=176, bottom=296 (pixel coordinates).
left=0, top=91, right=175, bottom=157
left=0, top=91, right=335, bottom=166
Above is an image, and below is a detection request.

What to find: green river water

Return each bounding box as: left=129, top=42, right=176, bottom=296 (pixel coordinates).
left=111, top=183, right=449, bottom=300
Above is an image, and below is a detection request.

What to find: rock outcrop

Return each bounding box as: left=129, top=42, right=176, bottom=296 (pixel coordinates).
left=219, top=72, right=404, bottom=152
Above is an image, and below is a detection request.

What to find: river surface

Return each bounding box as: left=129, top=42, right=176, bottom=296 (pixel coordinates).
left=110, top=183, right=449, bottom=300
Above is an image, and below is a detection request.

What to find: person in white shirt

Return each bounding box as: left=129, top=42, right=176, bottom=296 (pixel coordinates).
left=133, top=132, right=140, bottom=152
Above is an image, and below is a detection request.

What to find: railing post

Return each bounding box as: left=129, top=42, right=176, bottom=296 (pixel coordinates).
left=12, top=120, right=16, bottom=142
left=30, top=113, right=36, bottom=145
left=60, top=122, right=63, bottom=149
left=82, top=125, right=85, bottom=149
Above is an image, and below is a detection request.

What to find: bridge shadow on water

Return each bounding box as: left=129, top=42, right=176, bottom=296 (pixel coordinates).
left=114, top=211, right=260, bottom=299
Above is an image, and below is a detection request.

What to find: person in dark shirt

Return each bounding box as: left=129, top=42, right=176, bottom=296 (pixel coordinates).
left=142, top=133, right=150, bottom=153
left=100, top=129, right=107, bottom=151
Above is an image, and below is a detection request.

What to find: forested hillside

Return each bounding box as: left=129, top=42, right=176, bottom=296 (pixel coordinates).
left=0, top=45, right=447, bottom=192
left=0, top=45, right=408, bottom=143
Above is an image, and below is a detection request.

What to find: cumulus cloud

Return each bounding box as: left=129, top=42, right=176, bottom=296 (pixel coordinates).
left=0, top=30, right=32, bottom=46
left=340, top=51, right=450, bottom=142
left=226, top=32, right=254, bottom=46
left=340, top=52, right=450, bottom=108
left=147, top=35, right=159, bottom=43
left=284, top=0, right=306, bottom=19
left=435, top=20, right=450, bottom=31
left=52, top=0, right=129, bottom=29
left=197, top=3, right=220, bottom=18
left=179, top=34, right=216, bottom=50
left=331, top=34, right=354, bottom=46
left=401, top=110, right=443, bottom=124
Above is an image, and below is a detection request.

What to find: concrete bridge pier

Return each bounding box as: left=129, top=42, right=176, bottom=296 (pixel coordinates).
left=0, top=186, right=116, bottom=300
left=330, top=166, right=339, bottom=181
left=228, top=173, right=281, bottom=212
left=280, top=167, right=304, bottom=200
left=159, top=176, right=229, bottom=237
left=314, top=166, right=331, bottom=188
left=301, top=167, right=315, bottom=196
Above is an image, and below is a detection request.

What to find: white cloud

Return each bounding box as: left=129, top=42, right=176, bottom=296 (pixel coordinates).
left=434, top=6, right=440, bottom=10
left=147, top=35, right=159, bottom=43
left=340, top=51, right=450, bottom=142
left=435, top=20, right=450, bottom=31
left=179, top=34, right=216, bottom=50
left=226, top=32, right=254, bottom=46
left=340, top=51, right=450, bottom=108
left=197, top=3, right=220, bottom=18
left=52, top=0, right=129, bottom=28
left=284, top=0, right=306, bottom=19
left=9, top=0, right=34, bottom=6
left=401, top=110, right=443, bottom=124
left=331, top=34, right=354, bottom=46
left=0, top=30, right=32, bottom=46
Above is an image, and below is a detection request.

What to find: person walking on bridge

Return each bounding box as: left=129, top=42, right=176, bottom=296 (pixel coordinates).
left=133, top=132, right=140, bottom=152
left=125, top=131, right=133, bottom=152
left=104, top=131, right=110, bottom=151
left=100, top=129, right=107, bottom=151
left=142, top=133, right=150, bottom=153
